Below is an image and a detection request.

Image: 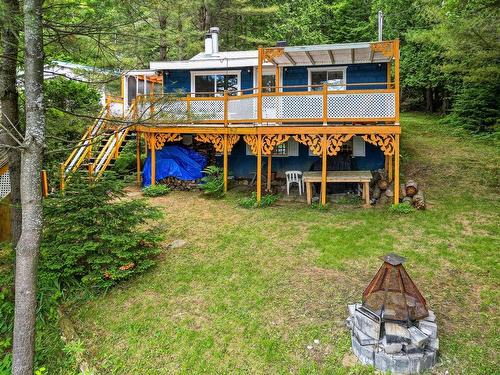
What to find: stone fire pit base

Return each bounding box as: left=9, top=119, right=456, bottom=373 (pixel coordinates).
left=346, top=304, right=438, bottom=374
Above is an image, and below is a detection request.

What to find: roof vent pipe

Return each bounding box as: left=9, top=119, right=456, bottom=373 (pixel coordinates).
left=204, top=33, right=213, bottom=55
left=210, top=27, right=220, bottom=55
left=377, top=11, right=384, bottom=41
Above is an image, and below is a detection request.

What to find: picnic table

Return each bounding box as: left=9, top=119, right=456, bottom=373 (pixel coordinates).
left=302, top=170, right=373, bottom=206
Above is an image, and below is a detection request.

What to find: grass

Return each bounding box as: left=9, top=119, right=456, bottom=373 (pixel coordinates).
left=68, top=113, right=499, bottom=374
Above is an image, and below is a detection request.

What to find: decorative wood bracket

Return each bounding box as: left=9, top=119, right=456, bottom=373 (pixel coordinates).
left=144, top=133, right=182, bottom=150
left=194, top=134, right=240, bottom=153
left=243, top=134, right=290, bottom=155
left=370, top=41, right=394, bottom=59
left=362, top=134, right=395, bottom=156
left=262, top=47, right=285, bottom=63
left=326, top=134, right=354, bottom=156
left=293, top=134, right=323, bottom=156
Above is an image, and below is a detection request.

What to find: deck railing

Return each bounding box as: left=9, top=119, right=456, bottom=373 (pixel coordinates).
left=132, top=82, right=397, bottom=126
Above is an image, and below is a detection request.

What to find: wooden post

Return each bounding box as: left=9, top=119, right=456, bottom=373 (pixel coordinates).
left=257, top=47, right=263, bottom=124
left=41, top=170, right=48, bottom=198
left=88, top=163, right=94, bottom=183
left=394, top=134, right=400, bottom=205
left=224, top=91, right=229, bottom=127
left=388, top=155, right=393, bottom=182
left=223, top=134, right=228, bottom=193
left=321, top=134, right=327, bottom=206
left=256, top=134, right=262, bottom=202
left=114, top=130, right=119, bottom=158
left=387, top=61, right=392, bottom=88
left=59, top=163, right=65, bottom=191
left=136, top=132, right=141, bottom=186
left=322, top=83, right=328, bottom=125
left=186, top=93, right=191, bottom=122
left=151, top=135, right=156, bottom=186
left=275, top=65, right=280, bottom=92
left=266, top=154, right=272, bottom=192
left=394, top=40, right=400, bottom=122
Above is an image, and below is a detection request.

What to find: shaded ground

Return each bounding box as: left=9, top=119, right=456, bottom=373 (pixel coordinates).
left=70, top=113, right=499, bottom=374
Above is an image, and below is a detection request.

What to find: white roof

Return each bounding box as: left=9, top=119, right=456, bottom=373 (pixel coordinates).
left=149, top=41, right=392, bottom=70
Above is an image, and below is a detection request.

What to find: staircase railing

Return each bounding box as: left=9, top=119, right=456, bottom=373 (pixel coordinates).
left=90, top=100, right=137, bottom=179
left=62, top=107, right=106, bottom=177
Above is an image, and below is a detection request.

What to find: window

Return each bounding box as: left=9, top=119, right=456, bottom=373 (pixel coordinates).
left=308, top=67, right=347, bottom=91
left=191, top=71, right=240, bottom=97
left=262, top=74, right=276, bottom=93
left=246, top=140, right=299, bottom=157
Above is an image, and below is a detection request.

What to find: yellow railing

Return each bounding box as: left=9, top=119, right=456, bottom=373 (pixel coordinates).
left=134, top=82, right=398, bottom=126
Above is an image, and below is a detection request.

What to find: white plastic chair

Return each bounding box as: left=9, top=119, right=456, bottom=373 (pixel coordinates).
left=285, top=171, right=304, bottom=195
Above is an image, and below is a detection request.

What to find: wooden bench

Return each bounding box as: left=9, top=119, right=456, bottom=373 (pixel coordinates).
left=302, top=171, right=373, bottom=206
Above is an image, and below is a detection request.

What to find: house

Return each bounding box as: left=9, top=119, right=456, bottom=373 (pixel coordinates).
left=62, top=27, right=401, bottom=206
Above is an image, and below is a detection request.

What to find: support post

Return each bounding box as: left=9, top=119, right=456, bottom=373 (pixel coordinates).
left=275, top=65, right=280, bottom=92
left=394, top=40, right=400, bottom=122
left=59, top=163, right=65, bottom=191
left=88, top=163, right=94, bottom=183
left=256, top=134, right=262, bottom=202
left=186, top=93, right=191, bottom=122
left=394, top=134, right=400, bottom=205
left=224, top=91, right=229, bottom=127
left=387, top=61, right=392, bottom=88
left=257, top=47, right=263, bottom=124
left=266, top=154, right=272, bottom=192
left=388, top=155, right=393, bottom=182
left=223, top=134, right=228, bottom=193
left=322, top=83, right=328, bottom=125
left=321, top=134, right=327, bottom=206
left=41, top=170, right=48, bottom=198
left=136, top=132, right=141, bottom=186
left=151, top=135, right=156, bottom=186
left=114, top=130, right=119, bottom=158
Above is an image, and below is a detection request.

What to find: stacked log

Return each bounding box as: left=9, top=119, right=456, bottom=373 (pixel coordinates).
left=370, top=174, right=426, bottom=209
left=159, top=177, right=199, bottom=191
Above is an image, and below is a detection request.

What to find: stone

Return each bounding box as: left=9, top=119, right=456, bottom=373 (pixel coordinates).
left=345, top=316, right=353, bottom=329
left=374, top=351, right=410, bottom=373
left=167, top=239, right=187, bottom=249
left=383, top=343, right=403, bottom=354
left=353, top=307, right=381, bottom=340
left=384, top=322, right=411, bottom=344
left=428, top=337, right=439, bottom=351
left=403, top=343, right=422, bottom=354
left=348, top=303, right=360, bottom=317
left=354, top=326, right=378, bottom=346
left=307, top=345, right=313, bottom=350
left=423, top=310, right=436, bottom=322
left=351, top=334, right=375, bottom=366
left=418, top=320, right=438, bottom=339
left=313, top=339, right=320, bottom=345
left=409, top=326, right=430, bottom=348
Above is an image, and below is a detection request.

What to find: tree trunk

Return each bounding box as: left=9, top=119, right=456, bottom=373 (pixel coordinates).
left=0, top=0, right=22, bottom=246
left=12, top=0, right=45, bottom=373
left=158, top=14, right=167, bottom=60
left=425, top=87, right=433, bottom=112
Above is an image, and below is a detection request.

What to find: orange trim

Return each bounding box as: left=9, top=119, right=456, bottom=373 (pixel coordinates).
left=0, top=164, right=8, bottom=175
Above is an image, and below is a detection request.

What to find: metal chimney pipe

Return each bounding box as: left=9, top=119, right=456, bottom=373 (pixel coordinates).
left=378, top=11, right=384, bottom=41
left=210, top=27, right=220, bottom=55
left=204, top=33, right=213, bottom=55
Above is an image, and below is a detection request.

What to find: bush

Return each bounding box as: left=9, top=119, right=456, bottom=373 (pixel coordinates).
left=142, top=184, right=171, bottom=197
left=40, top=175, right=163, bottom=290
left=389, top=202, right=415, bottom=214
left=239, top=192, right=279, bottom=208
left=199, top=165, right=224, bottom=198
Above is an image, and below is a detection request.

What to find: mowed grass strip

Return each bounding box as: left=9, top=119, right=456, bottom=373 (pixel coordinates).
left=71, top=113, right=499, bottom=374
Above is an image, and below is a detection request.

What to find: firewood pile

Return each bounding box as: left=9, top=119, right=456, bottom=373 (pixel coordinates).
left=192, top=140, right=217, bottom=165
left=158, top=177, right=199, bottom=191
left=370, top=170, right=426, bottom=209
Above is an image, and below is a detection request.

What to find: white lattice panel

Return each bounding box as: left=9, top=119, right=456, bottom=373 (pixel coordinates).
left=263, top=95, right=323, bottom=120
left=109, top=102, right=124, bottom=117
left=158, top=101, right=188, bottom=121
left=0, top=171, right=10, bottom=199
left=327, top=93, right=395, bottom=119
left=190, top=100, right=224, bottom=121
left=228, top=97, right=257, bottom=121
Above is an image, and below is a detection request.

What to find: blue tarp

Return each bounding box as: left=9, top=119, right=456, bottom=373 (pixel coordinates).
left=142, top=145, right=207, bottom=186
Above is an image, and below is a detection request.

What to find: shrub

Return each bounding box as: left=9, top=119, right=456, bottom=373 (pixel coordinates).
left=199, top=165, right=224, bottom=198
left=389, top=202, right=415, bottom=214
left=239, top=192, right=279, bottom=208
left=40, top=175, right=163, bottom=290
left=142, top=184, right=171, bottom=197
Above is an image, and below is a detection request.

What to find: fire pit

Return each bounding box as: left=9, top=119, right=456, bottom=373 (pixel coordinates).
left=346, top=254, right=438, bottom=374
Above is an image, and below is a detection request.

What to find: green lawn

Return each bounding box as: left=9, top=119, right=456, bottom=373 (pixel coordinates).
left=69, top=113, right=499, bottom=374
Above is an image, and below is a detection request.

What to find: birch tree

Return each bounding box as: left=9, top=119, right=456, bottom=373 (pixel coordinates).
left=12, top=0, right=45, bottom=372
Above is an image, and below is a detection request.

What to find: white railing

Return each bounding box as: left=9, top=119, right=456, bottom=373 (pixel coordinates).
left=134, top=84, right=397, bottom=125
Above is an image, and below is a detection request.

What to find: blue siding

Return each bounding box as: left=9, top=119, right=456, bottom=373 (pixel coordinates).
left=282, top=63, right=387, bottom=90
left=164, top=68, right=254, bottom=93
left=216, top=139, right=384, bottom=178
